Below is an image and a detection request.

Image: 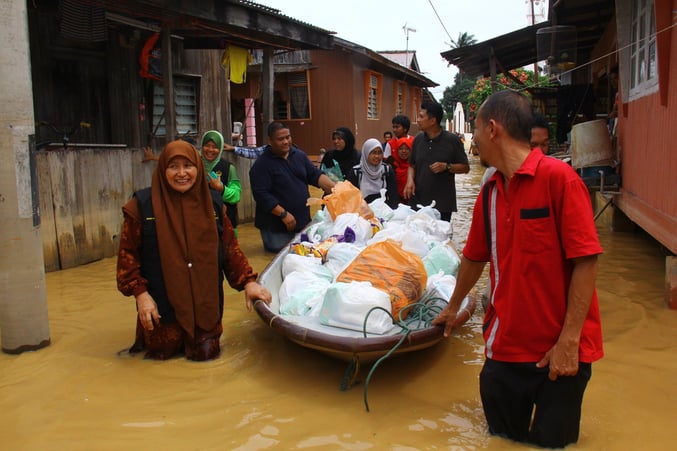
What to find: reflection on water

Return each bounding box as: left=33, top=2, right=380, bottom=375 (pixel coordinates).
left=2, top=157, right=676, bottom=450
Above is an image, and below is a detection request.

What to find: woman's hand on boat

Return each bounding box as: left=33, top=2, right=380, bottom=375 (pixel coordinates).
left=135, top=291, right=161, bottom=330
left=244, top=281, right=272, bottom=311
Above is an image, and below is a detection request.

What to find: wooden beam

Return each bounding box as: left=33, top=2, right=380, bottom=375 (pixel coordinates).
left=615, top=190, right=677, bottom=254
left=162, top=27, right=176, bottom=141
left=261, top=47, right=275, bottom=134
left=490, top=47, right=497, bottom=93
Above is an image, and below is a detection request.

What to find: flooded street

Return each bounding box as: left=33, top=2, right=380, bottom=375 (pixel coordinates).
left=2, top=157, right=676, bottom=450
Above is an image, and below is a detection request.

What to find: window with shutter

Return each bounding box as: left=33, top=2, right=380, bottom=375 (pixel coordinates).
left=365, top=71, right=382, bottom=119
left=151, top=75, right=199, bottom=138
left=395, top=82, right=406, bottom=115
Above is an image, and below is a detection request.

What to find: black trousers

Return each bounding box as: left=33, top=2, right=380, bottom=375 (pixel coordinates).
left=479, top=358, right=592, bottom=449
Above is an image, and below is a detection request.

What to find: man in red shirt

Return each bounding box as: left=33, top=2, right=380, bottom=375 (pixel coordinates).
left=433, top=90, right=603, bottom=448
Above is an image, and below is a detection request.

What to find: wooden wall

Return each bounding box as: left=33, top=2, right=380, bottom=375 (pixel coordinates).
left=35, top=147, right=256, bottom=272
left=184, top=49, right=233, bottom=144
left=613, top=1, right=677, bottom=254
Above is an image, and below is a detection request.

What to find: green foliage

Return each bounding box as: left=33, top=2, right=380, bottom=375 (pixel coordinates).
left=441, top=78, right=475, bottom=120
left=450, top=32, right=478, bottom=49
left=466, top=69, right=553, bottom=123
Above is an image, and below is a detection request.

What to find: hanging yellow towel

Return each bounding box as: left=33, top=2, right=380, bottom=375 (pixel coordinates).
left=221, top=45, right=252, bottom=84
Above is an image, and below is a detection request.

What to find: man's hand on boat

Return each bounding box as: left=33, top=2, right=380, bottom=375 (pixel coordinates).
left=244, top=281, right=272, bottom=312
left=431, top=304, right=467, bottom=337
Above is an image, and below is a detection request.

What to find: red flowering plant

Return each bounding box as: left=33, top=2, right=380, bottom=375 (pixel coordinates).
left=466, top=68, right=551, bottom=123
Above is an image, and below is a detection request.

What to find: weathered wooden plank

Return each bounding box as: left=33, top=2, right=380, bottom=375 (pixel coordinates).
left=36, top=152, right=59, bottom=271
left=76, top=150, right=104, bottom=263
left=47, top=151, right=79, bottom=269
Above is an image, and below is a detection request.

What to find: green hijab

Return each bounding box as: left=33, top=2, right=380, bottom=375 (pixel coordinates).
left=199, top=130, right=224, bottom=173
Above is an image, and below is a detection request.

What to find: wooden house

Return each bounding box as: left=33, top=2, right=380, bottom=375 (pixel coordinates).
left=24, top=0, right=438, bottom=271
left=441, top=0, right=676, bottom=307
left=25, top=0, right=334, bottom=270
left=233, top=38, right=438, bottom=155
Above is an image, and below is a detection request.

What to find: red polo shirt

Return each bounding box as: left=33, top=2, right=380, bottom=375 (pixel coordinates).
left=464, top=150, right=603, bottom=363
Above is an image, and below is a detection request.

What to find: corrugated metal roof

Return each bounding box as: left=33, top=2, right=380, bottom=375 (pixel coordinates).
left=99, top=0, right=335, bottom=50
left=441, top=0, right=615, bottom=77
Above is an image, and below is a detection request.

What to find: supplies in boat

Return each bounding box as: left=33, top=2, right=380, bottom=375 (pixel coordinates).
left=278, top=188, right=459, bottom=335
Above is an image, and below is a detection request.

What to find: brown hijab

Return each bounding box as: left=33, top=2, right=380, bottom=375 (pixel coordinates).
left=151, top=140, right=220, bottom=337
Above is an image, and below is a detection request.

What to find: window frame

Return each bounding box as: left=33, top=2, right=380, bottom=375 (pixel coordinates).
left=628, top=0, right=658, bottom=100
left=286, top=70, right=312, bottom=121
left=394, top=81, right=407, bottom=115
left=410, top=87, right=421, bottom=123
left=364, top=70, right=383, bottom=120
left=151, top=74, right=200, bottom=138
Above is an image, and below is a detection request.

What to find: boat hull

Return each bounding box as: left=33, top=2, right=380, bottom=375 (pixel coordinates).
left=253, top=239, right=476, bottom=364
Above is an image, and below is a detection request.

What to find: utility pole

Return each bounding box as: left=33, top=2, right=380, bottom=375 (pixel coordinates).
left=529, top=0, right=539, bottom=86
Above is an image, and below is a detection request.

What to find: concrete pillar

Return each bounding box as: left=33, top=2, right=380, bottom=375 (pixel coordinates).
left=0, top=0, right=50, bottom=353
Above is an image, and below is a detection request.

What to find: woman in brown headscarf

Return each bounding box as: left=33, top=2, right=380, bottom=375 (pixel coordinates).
left=117, top=140, right=271, bottom=361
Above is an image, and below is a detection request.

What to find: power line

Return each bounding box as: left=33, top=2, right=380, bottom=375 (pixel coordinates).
left=426, top=0, right=454, bottom=45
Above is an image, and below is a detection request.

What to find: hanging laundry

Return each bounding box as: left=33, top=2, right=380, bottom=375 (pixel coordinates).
left=221, top=45, right=252, bottom=84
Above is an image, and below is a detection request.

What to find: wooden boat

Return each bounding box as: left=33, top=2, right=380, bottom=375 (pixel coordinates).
left=253, top=237, right=477, bottom=366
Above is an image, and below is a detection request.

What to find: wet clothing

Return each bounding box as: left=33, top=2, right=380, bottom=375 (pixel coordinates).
left=212, top=158, right=240, bottom=228
left=117, top=140, right=257, bottom=361
left=464, top=149, right=603, bottom=448
left=200, top=130, right=242, bottom=228
left=250, top=145, right=324, bottom=235
left=409, top=130, right=468, bottom=215
left=466, top=150, right=604, bottom=363
left=480, top=359, right=592, bottom=449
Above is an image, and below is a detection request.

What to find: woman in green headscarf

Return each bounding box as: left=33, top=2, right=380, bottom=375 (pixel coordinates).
left=200, top=130, right=241, bottom=233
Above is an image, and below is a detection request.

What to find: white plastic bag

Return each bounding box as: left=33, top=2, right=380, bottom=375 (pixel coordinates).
left=422, top=242, right=461, bottom=277
left=368, top=189, right=394, bottom=221
left=324, top=242, right=363, bottom=279
left=390, top=203, right=416, bottom=222
left=420, top=271, right=457, bottom=305
left=405, top=211, right=451, bottom=243
left=279, top=271, right=331, bottom=316
left=319, top=282, right=394, bottom=335
left=328, top=213, right=373, bottom=246
left=413, top=201, right=442, bottom=220
left=305, top=209, right=334, bottom=242
left=282, top=253, right=333, bottom=281
left=367, top=222, right=429, bottom=257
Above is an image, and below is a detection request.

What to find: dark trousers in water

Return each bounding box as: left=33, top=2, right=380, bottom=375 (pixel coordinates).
left=479, top=358, right=592, bottom=448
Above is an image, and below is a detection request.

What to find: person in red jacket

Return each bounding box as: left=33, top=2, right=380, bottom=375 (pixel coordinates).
left=385, top=135, right=413, bottom=199
left=433, top=90, right=603, bottom=448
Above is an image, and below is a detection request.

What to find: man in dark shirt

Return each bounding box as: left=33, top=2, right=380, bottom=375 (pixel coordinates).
left=249, top=122, right=335, bottom=252
left=403, top=101, right=470, bottom=221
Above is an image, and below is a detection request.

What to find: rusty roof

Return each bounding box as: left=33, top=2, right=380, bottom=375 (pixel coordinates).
left=99, top=0, right=335, bottom=50
left=441, top=0, right=615, bottom=77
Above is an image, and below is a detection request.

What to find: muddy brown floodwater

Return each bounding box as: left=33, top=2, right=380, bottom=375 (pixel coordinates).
left=2, top=157, right=676, bottom=450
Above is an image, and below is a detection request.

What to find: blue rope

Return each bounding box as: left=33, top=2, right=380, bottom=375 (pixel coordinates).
left=361, top=296, right=448, bottom=412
